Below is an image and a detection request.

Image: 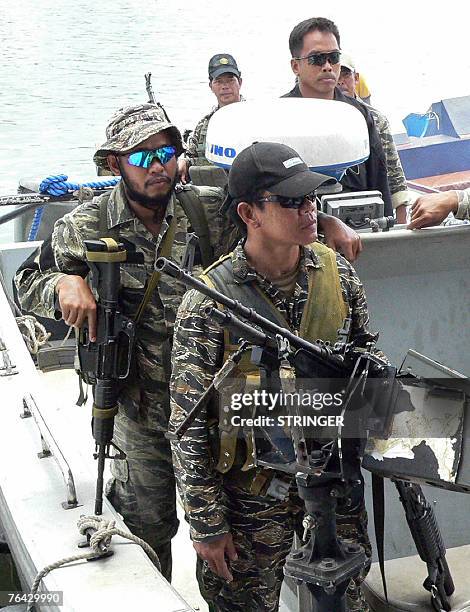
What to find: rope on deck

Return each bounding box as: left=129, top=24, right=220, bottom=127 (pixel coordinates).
left=15, top=315, right=51, bottom=354
left=26, top=515, right=161, bottom=611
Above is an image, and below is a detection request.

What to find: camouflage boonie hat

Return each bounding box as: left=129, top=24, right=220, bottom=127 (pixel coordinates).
left=93, top=103, right=184, bottom=171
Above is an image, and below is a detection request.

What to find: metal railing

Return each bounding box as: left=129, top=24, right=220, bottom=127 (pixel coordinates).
left=21, top=393, right=79, bottom=509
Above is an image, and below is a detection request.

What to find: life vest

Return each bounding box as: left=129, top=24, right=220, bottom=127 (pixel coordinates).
left=199, top=242, right=349, bottom=491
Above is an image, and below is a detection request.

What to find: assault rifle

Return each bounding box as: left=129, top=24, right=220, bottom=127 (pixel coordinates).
left=394, top=480, right=455, bottom=611
left=157, top=256, right=455, bottom=612
left=144, top=73, right=172, bottom=123
left=78, top=239, right=140, bottom=514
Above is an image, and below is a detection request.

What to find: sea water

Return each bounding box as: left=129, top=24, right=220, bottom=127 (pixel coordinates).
left=1, top=0, right=469, bottom=241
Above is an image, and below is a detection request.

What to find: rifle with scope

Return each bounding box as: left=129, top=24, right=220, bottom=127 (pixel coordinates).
left=158, top=255, right=455, bottom=612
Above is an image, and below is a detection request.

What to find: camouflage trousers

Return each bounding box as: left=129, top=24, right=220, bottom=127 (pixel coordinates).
left=197, top=483, right=299, bottom=612
left=105, top=395, right=179, bottom=582
left=197, top=477, right=370, bottom=612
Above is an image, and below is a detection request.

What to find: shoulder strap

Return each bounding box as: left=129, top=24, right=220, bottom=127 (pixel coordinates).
left=176, top=185, right=214, bottom=268
left=199, top=260, right=232, bottom=360
left=200, top=252, right=232, bottom=275
left=134, top=215, right=177, bottom=324
left=99, top=194, right=177, bottom=325
left=98, top=196, right=118, bottom=240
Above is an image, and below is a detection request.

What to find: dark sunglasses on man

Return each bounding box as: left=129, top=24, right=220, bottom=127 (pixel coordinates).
left=256, top=193, right=316, bottom=209
left=294, top=50, right=341, bottom=67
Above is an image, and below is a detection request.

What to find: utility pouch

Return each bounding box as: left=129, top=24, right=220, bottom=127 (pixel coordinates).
left=214, top=370, right=248, bottom=474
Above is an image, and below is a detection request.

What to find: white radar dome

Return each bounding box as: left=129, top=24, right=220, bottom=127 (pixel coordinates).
left=205, top=98, right=369, bottom=180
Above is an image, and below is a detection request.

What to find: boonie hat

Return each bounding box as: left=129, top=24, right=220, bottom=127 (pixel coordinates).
left=208, top=54, right=241, bottom=80
left=228, top=142, right=336, bottom=202
left=93, top=103, right=183, bottom=171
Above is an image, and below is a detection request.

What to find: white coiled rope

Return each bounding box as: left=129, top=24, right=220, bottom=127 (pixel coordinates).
left=15, top=315, right=51, bottom=354
left=26, top=515, right=161, bottom=611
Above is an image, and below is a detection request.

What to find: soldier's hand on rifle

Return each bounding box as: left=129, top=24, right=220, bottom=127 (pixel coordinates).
left=177, top=157, right=190, bottom=184
left=56, top=275, right=97, bottom=342
left=318, top=212, right=363, bottom=262
left=193, top=532, right=238, bottom=582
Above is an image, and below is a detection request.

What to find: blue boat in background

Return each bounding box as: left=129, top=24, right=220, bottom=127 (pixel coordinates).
left=395, top=95, right=470, bottom=193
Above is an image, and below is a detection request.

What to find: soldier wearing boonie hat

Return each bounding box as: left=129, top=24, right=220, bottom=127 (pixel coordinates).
left=15, top=102, right=192, bottom=583
left=94, top=103, right=184, bottom=172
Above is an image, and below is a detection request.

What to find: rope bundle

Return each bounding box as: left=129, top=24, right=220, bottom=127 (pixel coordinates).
left=16, top=315, right=51, bottom=354
left=26, top=515, right=161, bottom=610
left=39, top=174, right=120, bottom=197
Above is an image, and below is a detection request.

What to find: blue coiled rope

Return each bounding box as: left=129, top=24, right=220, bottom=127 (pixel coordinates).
left=39, top=174, right=120, bottom=196
left=27, top=174, right=121, bottom=240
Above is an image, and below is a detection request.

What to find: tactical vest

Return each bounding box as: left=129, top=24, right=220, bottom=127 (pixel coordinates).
left=174, top=183, right=222, bottom=268
left=199, top=242, right=349, bottom=493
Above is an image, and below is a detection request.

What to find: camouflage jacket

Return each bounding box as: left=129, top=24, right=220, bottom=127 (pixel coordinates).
left=169, top=241, right=377, bottom=542
left=366, top=103, right=410, bottom=210
left=15, top=181, right=190, bottom=430
left=185, top=106, right=218, bottom=167
left=185, top=97, right=245, bottom=167
left=457, top=189, right=470, bottom=220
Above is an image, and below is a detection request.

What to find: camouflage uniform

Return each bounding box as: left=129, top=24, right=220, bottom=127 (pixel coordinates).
left=170, top=241, right=377, bottom=611
left=456, top=189, right=470, bottom=220
left=185, top=97, right=245, bottom=168
left=15, top=181, right=191, bottom=580
left=185, top=106, right=218, bottom=167
left=366, top=104, right=411, bottom=211
left=14, top=103, right=204, bottom=582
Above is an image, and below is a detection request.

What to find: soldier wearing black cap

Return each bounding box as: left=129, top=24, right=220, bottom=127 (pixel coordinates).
left=178, top=53, right=243, bottom=183
left=170, top=141, right=377, bottom=611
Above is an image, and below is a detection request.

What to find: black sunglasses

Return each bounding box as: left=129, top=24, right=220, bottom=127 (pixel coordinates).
left=295, top=51, right=341, bottom=67
left=256, top=194, right=316, bottom=209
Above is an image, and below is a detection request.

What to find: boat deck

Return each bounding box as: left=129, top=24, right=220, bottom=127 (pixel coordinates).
left=409, top=169, right=470, bottom=192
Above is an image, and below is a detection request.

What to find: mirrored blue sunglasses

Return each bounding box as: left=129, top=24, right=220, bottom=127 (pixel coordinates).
left=127, top=145, right=177, bottom=169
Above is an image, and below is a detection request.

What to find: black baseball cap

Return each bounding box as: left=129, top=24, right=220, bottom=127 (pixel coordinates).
left=228, top=142, right=336, bottom=202
left=208, top=53, right=241, bottom=80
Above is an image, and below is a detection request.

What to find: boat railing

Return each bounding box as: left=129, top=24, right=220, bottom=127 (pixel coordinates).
left=21, top=392, right=79, bottom=510
left=406, top=180, right=440, bottom=194
left=0, top=334, right=18, bottom=376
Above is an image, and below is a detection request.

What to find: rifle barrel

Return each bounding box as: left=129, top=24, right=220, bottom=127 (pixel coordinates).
left=204, top=307, right=274, bottom=348
left=94, top=445, right=106, bottom=515
left=156, top=257, right=344, bottom=371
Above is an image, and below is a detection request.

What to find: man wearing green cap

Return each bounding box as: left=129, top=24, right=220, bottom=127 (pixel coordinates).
left=169, top=141, right=378, bottom=611
left=178, top=53, right=244, bottom=183
left=15, top=103, right=194, bottom=582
